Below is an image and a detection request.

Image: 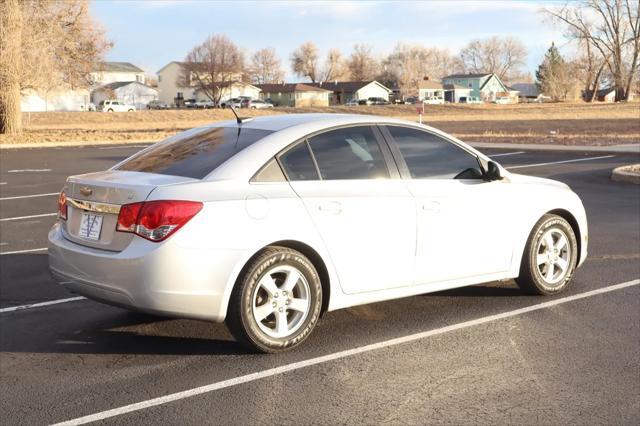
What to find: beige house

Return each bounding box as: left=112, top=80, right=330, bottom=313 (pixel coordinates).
left=156, top=61, right=259, bottom=106
left=257, top=83, right=330, bottom=107
left=418, top=80, right=445, bottom=100
left=308, top=81, right=392, bottom=104
left=91, top=62, right=145, bottom=86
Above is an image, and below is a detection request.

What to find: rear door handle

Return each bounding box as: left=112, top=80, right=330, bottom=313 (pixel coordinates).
left=318, top=201, right=343, bottom=214
left=421, top=201, right=441, bottom=213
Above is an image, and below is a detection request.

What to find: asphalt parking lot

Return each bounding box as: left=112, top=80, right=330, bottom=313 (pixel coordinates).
left=1, top=143, right=639, bottom=425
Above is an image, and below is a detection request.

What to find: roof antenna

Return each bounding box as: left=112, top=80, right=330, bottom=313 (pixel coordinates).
left=228, top=105, right=253, bottom=125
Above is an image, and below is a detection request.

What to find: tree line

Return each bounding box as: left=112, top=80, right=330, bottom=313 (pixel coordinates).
left=1, top=0, right=638, bottom=135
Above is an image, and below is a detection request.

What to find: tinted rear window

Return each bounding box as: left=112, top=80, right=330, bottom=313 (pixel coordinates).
left=116, top=127, right=273, bottom=179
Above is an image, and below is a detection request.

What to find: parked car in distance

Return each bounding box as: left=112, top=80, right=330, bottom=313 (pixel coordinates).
left=147, top=100, right=170, bottom=110
left=183, top=99, right=197, bottom=108
left=423, top=96, right=445, bottom=105
left=368, top=97, right=390, bottom=105
left=241, top=99, right=274, bottom=109
left=404, top=96, right=419, bottom=104
left=494, top=97, right=512, bottom=105
left=219, top=97, right=244, bottom=109
left=194, top=99, right=216, bottom=109
left=345, top=99, right=361, bottom=106
left=49, top=114, right=588, bottom=353
left=459, top=96, right=482, bottom=104
left=97, top=100, right=135, bottom=112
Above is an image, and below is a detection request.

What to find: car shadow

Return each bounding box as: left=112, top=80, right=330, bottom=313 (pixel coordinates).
left=430, top=283, right=528, bottom=298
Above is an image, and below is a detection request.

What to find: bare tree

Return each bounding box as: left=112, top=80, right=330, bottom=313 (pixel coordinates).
left=347, top=44, right=378, bottom=81
left=544, top=0, right=640, bottom=101
left=0, top=0, right=109, bottom=134
left=182, top=34, right=245, bottom=104
left=291, top=42, right=320, bottom=82
left=249, top=48, right=284, bottom=84
left=323, top=48, right=347, bottom=82
left=459, top=36, right=528, bottom=82
left=381, top=43, right=462, bottom=94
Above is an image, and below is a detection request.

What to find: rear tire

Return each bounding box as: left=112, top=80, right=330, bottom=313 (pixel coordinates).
left=515, top=214, right=578, bottom=295
left=226, top=246, right=322, bottom=353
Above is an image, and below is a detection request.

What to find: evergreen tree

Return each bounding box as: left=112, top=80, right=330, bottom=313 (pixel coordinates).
left=536, top=43, right=573, bottom=101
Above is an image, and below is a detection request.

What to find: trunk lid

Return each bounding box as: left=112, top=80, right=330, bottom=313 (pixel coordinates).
left=61, top=170, right=197, bottom=251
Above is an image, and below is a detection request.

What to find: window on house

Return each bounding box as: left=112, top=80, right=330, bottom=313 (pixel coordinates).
left=158, top=75, right=162, bottom=83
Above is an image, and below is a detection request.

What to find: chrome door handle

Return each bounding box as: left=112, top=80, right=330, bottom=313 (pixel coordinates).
left=318, top=201, right=342, bottom=214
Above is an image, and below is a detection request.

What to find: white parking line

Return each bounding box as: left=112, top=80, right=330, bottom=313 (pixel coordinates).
left=490, top=151, right=525, bottom=157
left=0, top=296, right=85, bottom=314
left=507, top=155, right=615, bottom=170
left=0, top=247, right=47, bottom=256
left=53, top=278, right=640, bottom=426
left=0, top=192, right=58, bottom=201
left=0, top=182, right=7, bottom=185
left=0, top=212, right=57, bottom=222
left=6, top=168, right=52, bottom=173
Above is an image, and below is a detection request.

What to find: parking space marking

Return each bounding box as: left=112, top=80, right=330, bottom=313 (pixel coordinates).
left=0, top=182, right=7, bottom=185
left=53, top=278, right=640, bottom=426
left=490, top=151, right=525, bottom=157
left=0, top=212, right=57, bottom=222
left=0, top=247, right=48, bottom=256
left=6, top=169, right=52, bottom=173
left=507, top=155, right=615, bottom=170
left=0, top=295, right=85, bottom=314
left=0, top=192, right=58, bottom=201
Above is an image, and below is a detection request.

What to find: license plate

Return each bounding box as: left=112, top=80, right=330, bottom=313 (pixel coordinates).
left=79, top=213, right=103, bottom=240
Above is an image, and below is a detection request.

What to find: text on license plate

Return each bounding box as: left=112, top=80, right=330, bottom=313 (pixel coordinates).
left=79, top=213, right=103, bottom=240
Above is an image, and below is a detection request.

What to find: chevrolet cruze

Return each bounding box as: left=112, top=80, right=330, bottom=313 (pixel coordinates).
left=48, top=114, right=588, bottom=352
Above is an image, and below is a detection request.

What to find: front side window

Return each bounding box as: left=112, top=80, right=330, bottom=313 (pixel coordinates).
left=385, top=126, right=483, bottom=180
left=117, top=127, right=273, bottom=179
left=307, top=126, right=389, bottom=180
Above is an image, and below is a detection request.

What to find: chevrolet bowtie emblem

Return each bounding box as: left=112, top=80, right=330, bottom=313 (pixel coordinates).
left=79, top=187, right=93, bottom=197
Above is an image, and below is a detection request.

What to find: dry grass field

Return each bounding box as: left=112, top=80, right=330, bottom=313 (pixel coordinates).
left=1, top=102, right=639, bottom=146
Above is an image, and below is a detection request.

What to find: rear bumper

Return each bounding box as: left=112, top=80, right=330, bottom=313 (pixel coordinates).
left=48, top=223, right=245, bottom=321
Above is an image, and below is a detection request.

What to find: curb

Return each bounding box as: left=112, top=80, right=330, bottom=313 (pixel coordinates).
left=0, top=139, right=155, bottom=150
left=611, top=166, right=640, bottom=184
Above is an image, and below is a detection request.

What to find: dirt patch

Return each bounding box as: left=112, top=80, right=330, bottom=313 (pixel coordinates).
left=2, top=102, right=639, bottom=146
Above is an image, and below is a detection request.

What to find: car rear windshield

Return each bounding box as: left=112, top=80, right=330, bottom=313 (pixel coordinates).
left=116, top=126, right=273, bottom=179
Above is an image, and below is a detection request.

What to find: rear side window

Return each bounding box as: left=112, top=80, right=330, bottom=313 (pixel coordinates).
left=307, top=126, right=389, bottom=180
left=279, top=142, right=318, bottom=181
left=386, top=126, right=483, bottom=179
left=116, top=127, right=273, bottom=179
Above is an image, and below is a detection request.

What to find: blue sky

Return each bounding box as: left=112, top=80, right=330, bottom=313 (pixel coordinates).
left=91, top=0, right=567, bottom=80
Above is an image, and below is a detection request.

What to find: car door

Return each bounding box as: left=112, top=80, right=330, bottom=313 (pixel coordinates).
left=381, top=125, right=513, bottom=285
left=278, top=125, right=417, bottom=294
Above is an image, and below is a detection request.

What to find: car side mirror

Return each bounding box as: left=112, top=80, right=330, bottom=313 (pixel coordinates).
left=484, top=161, right=502, bottom=181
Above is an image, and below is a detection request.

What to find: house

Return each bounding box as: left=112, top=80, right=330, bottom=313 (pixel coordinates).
left=583, top=87, right=616, bottom=102
left=257, top=83, right=331, bottom=107
left=443, top=84, right=472, bottom=103
left=91, top=62, right=145, bottom=86
left=511, top=83, right=542, bottom=102
left=442, top=73, right=509, bottom=102
left=418, top=79, right=445, bottom=100
left=308, top=80, right=392, bottom=105
left=156, top=61, right=259, bottom=106
left=20, top=87, right=90, bottom=112
left=91, top=81, right=159, bottom=109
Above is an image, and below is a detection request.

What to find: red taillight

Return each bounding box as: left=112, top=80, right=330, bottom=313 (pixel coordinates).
left=58, top=192, right=67, bottom=220
left=116, top=200, right=202, bottom=242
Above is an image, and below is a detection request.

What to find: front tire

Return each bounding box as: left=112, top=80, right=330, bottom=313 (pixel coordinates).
left=226, top=246, right=322, bottom=353
left=516, top=214, right=578, bottom=295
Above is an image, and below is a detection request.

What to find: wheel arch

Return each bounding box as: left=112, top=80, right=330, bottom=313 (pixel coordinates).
left=229, top=240, right=332, bottom=317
